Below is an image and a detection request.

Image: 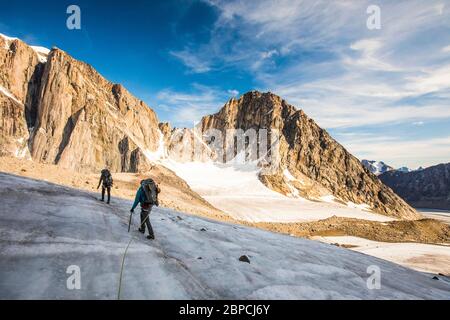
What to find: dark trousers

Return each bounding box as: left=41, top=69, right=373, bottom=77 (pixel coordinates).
left=140, top=207, right=154, bottom=237
left=101, top=186, right=111, bottom=203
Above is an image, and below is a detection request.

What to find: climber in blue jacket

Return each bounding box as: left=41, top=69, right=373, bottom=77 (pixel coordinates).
left=130, top=179, right=160, bottom=240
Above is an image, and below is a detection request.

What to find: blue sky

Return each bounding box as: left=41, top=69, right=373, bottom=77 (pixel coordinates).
left=1, top=0, right=449, bottom=168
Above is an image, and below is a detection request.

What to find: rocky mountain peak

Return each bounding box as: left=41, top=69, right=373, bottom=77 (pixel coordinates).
left=361, top=160, right=394, bottom=175
left=1, top=34, right=161, bottom=173
left=199, top=91, right=419, bottom=220
left=200, top=91, right=299, bottom=135
left=0, top=34, right=45, bottom=158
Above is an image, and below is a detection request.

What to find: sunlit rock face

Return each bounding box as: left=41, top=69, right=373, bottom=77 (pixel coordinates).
left=197, top=91, right=419, bottom=220
left=0, top=35, right=43, bottom=159
left=0, top=35, right=161, bottom=173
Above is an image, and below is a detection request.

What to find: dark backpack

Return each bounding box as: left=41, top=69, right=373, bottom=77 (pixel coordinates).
left=141, top=179, right=158, bottom=205
left=101, top=169, right=113, bottom=187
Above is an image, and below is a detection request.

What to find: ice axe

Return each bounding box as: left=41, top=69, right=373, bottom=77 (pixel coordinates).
left=128, top=210, right=133, bottom=233
left=128, top=209, right=151, bottom=233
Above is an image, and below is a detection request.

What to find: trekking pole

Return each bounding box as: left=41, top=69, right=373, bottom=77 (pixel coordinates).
left=128, top=210, right=133, bottom=233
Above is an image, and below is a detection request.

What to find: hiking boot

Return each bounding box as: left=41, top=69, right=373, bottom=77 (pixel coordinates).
left=138, top=228, right=145, bottom=234
left=147, top=235, right=155, bottom=240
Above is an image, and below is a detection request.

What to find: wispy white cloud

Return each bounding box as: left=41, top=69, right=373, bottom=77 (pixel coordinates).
left=272, top=67, right=450, bottom=129
left=339, top=134, right=450, bottom=168
left=165, top=0, right=450, bottom=166
left=405, top=64, right=450, bottom=95
left=155, top=84, right=232, bottom=127
left=169, top=49, right=212, bottom=73
left=347, top=38, right=400, bottom=72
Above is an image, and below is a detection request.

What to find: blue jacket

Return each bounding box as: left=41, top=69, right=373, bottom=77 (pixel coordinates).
left=131, top=187, right=146, bottom=211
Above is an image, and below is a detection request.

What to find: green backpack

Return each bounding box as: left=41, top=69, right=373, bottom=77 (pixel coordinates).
left=141, top=179, right=158, bottom=205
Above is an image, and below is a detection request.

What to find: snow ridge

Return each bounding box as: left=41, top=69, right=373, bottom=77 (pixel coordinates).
left=0, top=85, right=23, bottom=105
left=31, top=46, right=50, bottom=63
left=0, top=33, right=50, bottom=63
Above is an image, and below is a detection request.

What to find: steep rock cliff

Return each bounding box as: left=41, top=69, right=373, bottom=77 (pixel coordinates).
left=199, top=91, right=419, bottom=219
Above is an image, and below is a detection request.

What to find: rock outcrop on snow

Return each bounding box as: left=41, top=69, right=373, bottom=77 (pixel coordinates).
left=380, top=163, right=450, bottom=210
left=198, top=91, right=419, bottom=220
left=0, top=34, right=161, bottom=172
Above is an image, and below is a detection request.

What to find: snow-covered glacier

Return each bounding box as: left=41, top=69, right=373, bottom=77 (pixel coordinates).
left=0, top=172, right=448, bottom=299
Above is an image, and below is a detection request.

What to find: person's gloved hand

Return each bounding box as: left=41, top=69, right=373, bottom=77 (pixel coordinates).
left=130, top=209, right=134, bottom=213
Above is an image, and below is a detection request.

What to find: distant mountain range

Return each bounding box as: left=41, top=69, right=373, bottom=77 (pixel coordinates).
left=397, top=166, right=425, bottom=173
left=361, top=160, right=394, bottom=175
left=361, top=160, right=425, bottom=175
left=380, top=163, right=450, bottom=210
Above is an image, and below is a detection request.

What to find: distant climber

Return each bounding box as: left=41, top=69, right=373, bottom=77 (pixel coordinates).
left=130, top=179, right=161, bottom=240
left=97, top=169, right=113, bottom=204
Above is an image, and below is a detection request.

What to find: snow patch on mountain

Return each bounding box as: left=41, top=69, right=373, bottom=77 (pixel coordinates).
left=0, top=85, right=23, bottom=105
left=283, top=169, right=301, bottom=197
left=283, top=169, right=296, bottom=182
left=14, top=137, right=29, bottom=159
left=315, top=236, right=450, bottom=275
left=361, top=160, right=394, bottom=175
left=31, top=46, right=50, bottom=63
left=347, top=202, right=371, bottom=211
left=320, top=195, right=336, bottom=203
left=396, top=166, right=426, bottom=173
left=0, top=33, right=18, bottom=49
left=162, top=160, right=394, bottom=223
left=143, top=130, right=167, bottom=162
left=0, top=33, right=49, bottom=63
